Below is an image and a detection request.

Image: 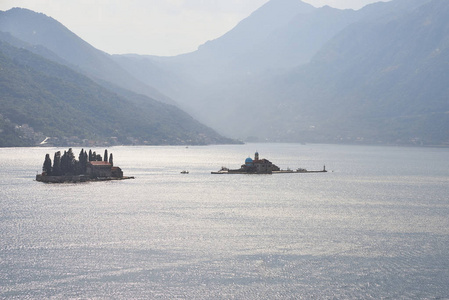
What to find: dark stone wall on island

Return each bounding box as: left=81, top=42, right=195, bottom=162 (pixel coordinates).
left=35, top=172, right=130, bottom=183
left=35, top=174, right=90, bottom=183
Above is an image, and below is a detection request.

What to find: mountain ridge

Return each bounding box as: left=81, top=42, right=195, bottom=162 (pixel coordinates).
left=241, top=0, right=449, bottom=145
left=0, top=38, right=237, bottom=147
left=117, top=0, right=448, bottom=146
left=0, top=7, right=175, bottom=105
left=2, top=0, right=448, bottom=146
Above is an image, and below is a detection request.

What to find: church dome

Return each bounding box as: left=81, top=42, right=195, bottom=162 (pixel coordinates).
left=245, top=157, right=253, bottom=164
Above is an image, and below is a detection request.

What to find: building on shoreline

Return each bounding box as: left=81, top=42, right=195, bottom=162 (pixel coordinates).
left=239, top=151, right=281, bottom=174
left=86, top=161, right=124, bottom=178
left=213, top=152, right=281, bottom=174
left=212, top=151, right=327, bottom=174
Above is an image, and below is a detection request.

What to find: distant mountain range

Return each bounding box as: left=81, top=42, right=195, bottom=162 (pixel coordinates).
left=1, top=0, right=448, bottom=147
left=112, top=0, right=448, bottom=146
left=0, top=8, right=236, bottom=147
left=0, top=8, right=174, bottom=105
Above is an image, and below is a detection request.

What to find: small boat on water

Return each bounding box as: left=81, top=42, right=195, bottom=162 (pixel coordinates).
left=180, top=170, right=189, bottom=174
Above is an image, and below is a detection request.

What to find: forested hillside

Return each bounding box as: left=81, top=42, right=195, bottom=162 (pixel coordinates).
left=0, top=7, right=174, bottom=105
left=0, top=40, right=236, bottom=147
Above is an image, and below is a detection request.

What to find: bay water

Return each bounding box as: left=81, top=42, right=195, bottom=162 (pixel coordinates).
left=1, top=143, right=448, bottom=299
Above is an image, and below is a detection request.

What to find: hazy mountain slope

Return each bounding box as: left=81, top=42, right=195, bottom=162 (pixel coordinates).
left=111, top=53, right=189, bottom=103
left=115, top=0, right=418, bottom=115
left=231, top=6, right=357, bottom=72
left=10, top=0, right=444, bottom=146
left=189, top=0, right=316, bottom=64
left=0, top=8, right=174, bottom=105
left=226, top=0, right=449, bottom=145
left=112, top=0, right=319, bottom=99
left=135, top=1, right=363, bottom=128
left=0, top=31, right=69, bottom=66
left=168, top=0, right=427, bottom=83
left=0, top=40, right=236, bottom=147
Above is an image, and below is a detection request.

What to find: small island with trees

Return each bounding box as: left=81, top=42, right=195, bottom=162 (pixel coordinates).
left=36, top=148, right=133, bottom=183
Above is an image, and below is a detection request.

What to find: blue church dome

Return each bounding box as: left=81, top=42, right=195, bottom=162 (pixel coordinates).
left=245, top=157, right=253, bottom=164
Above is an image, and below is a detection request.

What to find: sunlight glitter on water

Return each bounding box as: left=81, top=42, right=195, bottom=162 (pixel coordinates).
left=1, top=144, right=448, bottom=298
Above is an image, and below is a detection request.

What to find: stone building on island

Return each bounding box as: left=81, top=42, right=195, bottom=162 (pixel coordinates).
left=212, top=151, right=328, bottom=174
left=86, top=161, right=123, bottom=178
left=225, top=152, right=280, bottom=174
left=36, top=148, right=129, bottom=183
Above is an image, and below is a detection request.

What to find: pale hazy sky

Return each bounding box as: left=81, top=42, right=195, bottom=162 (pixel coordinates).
left=0, top=0, right=388, bottom=56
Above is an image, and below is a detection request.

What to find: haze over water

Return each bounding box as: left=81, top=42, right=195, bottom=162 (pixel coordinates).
left=1, top=143, right=448, bottom=298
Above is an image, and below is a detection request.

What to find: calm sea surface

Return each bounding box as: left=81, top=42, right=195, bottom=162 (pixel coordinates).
left=1, top=143, right=448, bottom=299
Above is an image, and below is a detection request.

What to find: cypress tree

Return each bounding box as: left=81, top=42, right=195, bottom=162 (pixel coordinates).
left=104, top=149, right=108, bottom=162
left=78, top=149, right=87, bottom=175
left=84, top=151, right=88, bottom=173
left=74, top=160, right=80, bottom=175
left=78, top=149, right=84, bottom=161
left=89, top=149, right=93, bottom=161
left=109, top=153, right=113, bottom=166
left=43, top=154, right=52, bottom=175
left=53, top=151, right=61, bottom=176
left=66, top=148, right=76, bottom=174
left=60, top=151, right=68, bottom=175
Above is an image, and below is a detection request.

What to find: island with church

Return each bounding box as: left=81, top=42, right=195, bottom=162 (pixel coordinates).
left=211, top=151, right=327, bottom=174
left=36, top=148, right=134, bottom=183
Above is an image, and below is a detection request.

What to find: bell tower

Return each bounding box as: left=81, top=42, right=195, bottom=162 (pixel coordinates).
left=255, top=151, right=259, bottom=161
